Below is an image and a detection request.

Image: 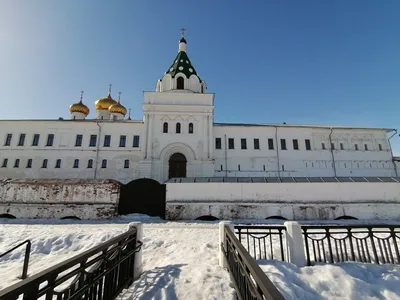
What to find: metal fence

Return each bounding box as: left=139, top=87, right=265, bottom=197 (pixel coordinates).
left=235, top=225, right=286, bottom=261
left=303, top=225, right=400, bottom=266
left=0, top=239, right=31, bottom=280
left=223, top=225, right=285, bottom=300
left=0, top=228, right=142, bottom=300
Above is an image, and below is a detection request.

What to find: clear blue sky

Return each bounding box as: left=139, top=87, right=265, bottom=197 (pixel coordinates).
left=1, top=0, right=399, bottom=154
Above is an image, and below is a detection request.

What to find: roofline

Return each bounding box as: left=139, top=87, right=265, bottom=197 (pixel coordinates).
left=0, top=119, right=144, bottom=123
left=213, top=122, right=395, bottom=132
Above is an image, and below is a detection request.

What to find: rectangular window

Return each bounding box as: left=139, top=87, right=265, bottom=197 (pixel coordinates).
left=2, top=158, right=8, bottom=167
left=18, top=134, right=26, bottom=146
left=75, top=134, right=83, bottom=147
left=124, top=159, right=129, bottom=168
left=340, top=143, right=344, bottom=150
left=215, top=138, right=222, bottom=149
left=42, top=159, right=48, bottom=168
left=4, top=134, right=12, bottom=146
left=238, top=164, right=241, bottom=171
left=104, top=135, right=111, bottom=147
left=119, top=135, right=126, bottom=147
left=355, top=144, right=358, bottom=150
left=331, top=143, right=335, bottom=150
left=26, top=159, right=32, bottom=168
left=46, top=134, right=54, bottom=146
left=133, top=135, right=140, bottom=147
left=241, top=138, right=247, bottom=150
left=364, top=144, right=368, bottom=151
left=55, top=159, right=61, bottom=168
left=280, top=139, right=287, bottom=150
left=293, top=139, right=299, bottom=150
left=220, top=165, right=223, bottom=171
left=89, top=135, right=97, bottom=147
left=73, top=159, right=79, bottom=168
left=379, top=144, right=382, bottom=151
left=32, top=134, right=40, bottom=146
left=282, top=165, right=285, bottom=171
left=268, top=138, right=274, bottom=150
left=14, top=159, right=20, bottom=168
left=254, top=138, right=260, bottom=150
left=305, top=139, right=311, bottom=150
left=322, top=143, right=326, bottom=150
left=228, top=138, right=234, bottom=149
left=101, top=159, right=107, bottom=168
left=87, top=159, right=93, bottom=168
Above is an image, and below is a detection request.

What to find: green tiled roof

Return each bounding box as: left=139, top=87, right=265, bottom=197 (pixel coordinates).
left=165, top=50, right=200, bottom=81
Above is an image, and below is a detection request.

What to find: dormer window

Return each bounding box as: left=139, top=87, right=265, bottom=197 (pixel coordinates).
left=177, top=77, right=184, bottom=90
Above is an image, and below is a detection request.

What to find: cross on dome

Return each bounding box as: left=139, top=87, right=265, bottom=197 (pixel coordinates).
left=180, top=28, right=186, bottom=37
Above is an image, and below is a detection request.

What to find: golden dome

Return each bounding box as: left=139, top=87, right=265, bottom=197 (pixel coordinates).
left=95, top=93, right=117, bottom=110
left=69, top=100, right=89, bottom=115
left=109, top=101, right=127, bottom=115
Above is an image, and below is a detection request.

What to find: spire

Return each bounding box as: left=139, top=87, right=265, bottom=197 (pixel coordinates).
left=108, top=84, right=112, bottom=96
left=79, top=90, right=84, bottom=103
left=179, top=28, right=187, bottom=52
left=128, top=108, right=131, bottom=120
left=118, top=91, right=122, bottom=103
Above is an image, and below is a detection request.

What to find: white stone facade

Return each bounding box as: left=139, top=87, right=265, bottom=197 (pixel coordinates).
left=0, top=36, right=398, bottom=184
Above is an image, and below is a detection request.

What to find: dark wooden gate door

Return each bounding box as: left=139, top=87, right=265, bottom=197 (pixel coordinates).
left=169, top=153, right=187, bottom=179
left=118, top=178, right=166, bottom=218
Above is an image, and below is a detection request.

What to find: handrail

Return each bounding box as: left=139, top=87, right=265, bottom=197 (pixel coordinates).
left=0, top=228, right=140, bottom=300
left=224, top=225, right=285, bottom=300
left=0, top=240, right=31, bottom=279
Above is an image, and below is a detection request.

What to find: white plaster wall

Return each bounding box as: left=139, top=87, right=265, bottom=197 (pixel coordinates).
left=0, top=120, right=144, bottom=184
left=0, top=179, right=121, bottom=219
left=167, top=202, right=400, bottom=221
left=166, top=182, right=400, bottom=202
left=166, top=182, right=400, bottom=220
left=213, top=125, right=396, bottom=178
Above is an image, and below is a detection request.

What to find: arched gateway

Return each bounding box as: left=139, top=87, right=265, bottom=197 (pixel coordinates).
left=169, top=153, right=187, bottom=179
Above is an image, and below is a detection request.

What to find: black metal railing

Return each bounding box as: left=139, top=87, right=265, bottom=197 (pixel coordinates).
left=223, top=225, right=285, bottom=300
left=0, top=228, right=142, bottom=300
left=302, top=225, right=400, bottom=266
left=0, top=240, right=31, bottom=280
left=235, top=225, right=286, bottom=261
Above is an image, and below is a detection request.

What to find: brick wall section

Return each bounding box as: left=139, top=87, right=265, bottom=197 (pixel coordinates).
left=0, top=179, right=122, bottom=219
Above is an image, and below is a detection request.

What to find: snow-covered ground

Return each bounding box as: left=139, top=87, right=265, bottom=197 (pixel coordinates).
left=0, top=215, right=399, bottom=299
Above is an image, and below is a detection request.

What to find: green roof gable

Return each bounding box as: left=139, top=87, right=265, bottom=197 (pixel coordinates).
left=165, top=51, right=201, bottom=81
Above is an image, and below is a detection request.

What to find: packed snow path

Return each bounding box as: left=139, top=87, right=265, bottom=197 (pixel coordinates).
left=118, top=223, right=236, bottom=299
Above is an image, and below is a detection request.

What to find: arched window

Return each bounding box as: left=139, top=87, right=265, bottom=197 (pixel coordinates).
left=177, top=77, right=184, bottom=90
left=176, top=123, right=181, bottom=133
left=163, top=122, right=168, bottom=133
left=188, top=123, right=194, bottom=134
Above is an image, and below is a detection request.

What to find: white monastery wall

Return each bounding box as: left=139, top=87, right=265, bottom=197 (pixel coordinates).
left=0, top=120, right=144, bottom=184
left=166, top=182, right=400, bottom=220
left=213, top=125, right=396, bottom=178
left=0, top=179, right=121, bottom=219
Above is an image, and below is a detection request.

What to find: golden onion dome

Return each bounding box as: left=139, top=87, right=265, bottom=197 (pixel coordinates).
left=95, top=93, right=117, bottom=110
left=108, top=100, right=127, bottom=115
left=69, top=100, right=90, bottom=115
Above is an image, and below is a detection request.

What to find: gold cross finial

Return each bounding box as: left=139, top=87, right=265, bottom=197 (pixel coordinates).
left=180, top=28, right=186, bottom=37
left=80, top=90, right=84, bottom=102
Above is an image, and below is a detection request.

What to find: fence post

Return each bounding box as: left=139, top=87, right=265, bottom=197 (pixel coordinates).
left=219, top=221, right=233, bottom=269
left=284, top=221, right=306, bottom=267
left=129, top=222, right=143, bottom=280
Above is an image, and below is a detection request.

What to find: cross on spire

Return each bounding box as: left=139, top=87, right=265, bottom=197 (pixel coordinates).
left=80, top=90, right=84, bottom=102
left=180, top=28, right=186, bottom=37
left=118, top=92, right=122, bottom=102
left=108, top=84, right=112, bottom=95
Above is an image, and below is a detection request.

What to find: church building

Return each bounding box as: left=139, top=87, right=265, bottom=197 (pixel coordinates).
left=0, top=33, right=398, bottom=184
